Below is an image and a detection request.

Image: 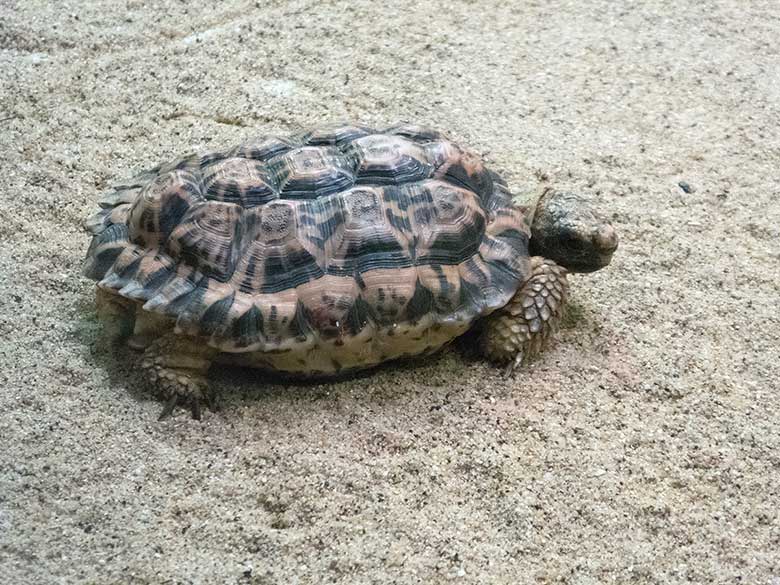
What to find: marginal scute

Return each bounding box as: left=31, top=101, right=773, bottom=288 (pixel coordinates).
left=416, top=263, right=464, bottom=317
left=198, top=291, right=236, bottom=336
left=253, top=289, right=300, bottom=347
left=157, top=151, right=224, bottom=176
left=84, top=203, right=131, bottom=236
left=385, top=123, right=442, bottom=142
left=142, top=264, right=203, bottom=317
left=428, top=140, right=494, bottom=199
left=97, top=244, right=145, bottom=291
left=98, top=186, right=143, bottom=210
left=174, top=279, right=232, bottom=336
left=484, top=181, right=514, bottom=212
left=84, top=124, right=533, bottom=357
left=116, top=249, right=177, bottom=301
left=297, top=275, right=360, bottom=339
left=96, top=166, right=163, bottom=213
left=231, top=304, right=264, bottom=348
left=405, top=279, right=434, bottom=322
left=229, top=135, right=296, bottom=161
left=83, top=222, right=131, bottom=279
left=128, top=170, right=204, bottom=247
left=359, top=267, right=417, bottom=325
left=301, top=124, right=372, bottom=146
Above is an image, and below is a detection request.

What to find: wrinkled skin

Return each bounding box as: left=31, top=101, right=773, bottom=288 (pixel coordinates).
left=528, top=188, right=619, bottom=273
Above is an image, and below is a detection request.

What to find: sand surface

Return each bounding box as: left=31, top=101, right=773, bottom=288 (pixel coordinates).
left=1, top=1, right=779, bottom=583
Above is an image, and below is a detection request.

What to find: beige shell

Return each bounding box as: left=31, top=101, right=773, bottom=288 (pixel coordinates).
left=84, top=124, right=531, bottom=374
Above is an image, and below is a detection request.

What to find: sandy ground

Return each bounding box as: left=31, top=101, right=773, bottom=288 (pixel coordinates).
left=1, top=1, right=779, bottom=583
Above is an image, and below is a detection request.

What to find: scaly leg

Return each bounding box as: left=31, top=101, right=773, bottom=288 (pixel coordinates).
left=140, top=332, right=220, bottom=420
left=480, top=256, right=569, bottom=373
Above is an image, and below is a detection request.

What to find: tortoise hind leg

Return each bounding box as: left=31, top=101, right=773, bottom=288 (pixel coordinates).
left=95, top=287, right=136, bottom=340
left=127, top=310, right=173, bottom=351
left=140, top=332, right=220, bottom=420
left=480, top=256, right=569, bottom=373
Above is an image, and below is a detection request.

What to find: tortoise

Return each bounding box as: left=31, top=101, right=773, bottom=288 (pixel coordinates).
left=83, top=124, right=618, bottom=419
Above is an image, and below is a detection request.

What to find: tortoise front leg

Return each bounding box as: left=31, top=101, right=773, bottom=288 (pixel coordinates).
left=140, top=332, right=220, bottom=420
left=480, top=256, right=569, bottom=373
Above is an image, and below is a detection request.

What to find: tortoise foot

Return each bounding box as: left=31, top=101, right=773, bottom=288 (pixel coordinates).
left=140, top=333, right=219, bottom=420
left=481, top=256, right=569, bottom=373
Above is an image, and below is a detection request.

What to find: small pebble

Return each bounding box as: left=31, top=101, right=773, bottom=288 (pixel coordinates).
left=678, top=181, right=695, bottom=194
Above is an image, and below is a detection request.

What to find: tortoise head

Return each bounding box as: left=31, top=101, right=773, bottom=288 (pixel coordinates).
left=528, top=188, right=618, bottom=273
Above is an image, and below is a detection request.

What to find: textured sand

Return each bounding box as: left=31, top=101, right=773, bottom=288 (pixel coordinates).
left=1, top=1, right=779, bottom=583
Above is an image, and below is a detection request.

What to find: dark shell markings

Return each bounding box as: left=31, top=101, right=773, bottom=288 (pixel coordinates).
left=84, top=124, right=532, bottom=373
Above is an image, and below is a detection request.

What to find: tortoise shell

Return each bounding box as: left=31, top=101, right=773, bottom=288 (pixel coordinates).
left=84, top=124, right=531, bottom=373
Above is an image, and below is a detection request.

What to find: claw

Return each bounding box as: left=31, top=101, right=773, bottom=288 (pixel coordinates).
left=158, top=394, right=179, bottom=420
left=503, top=352, right=524, bottom=377
left=503, top=362, right=514, bottom=378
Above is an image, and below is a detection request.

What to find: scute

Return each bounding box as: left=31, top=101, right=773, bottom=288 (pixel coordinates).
left=324, top=186, right=413, bottom=277
left=385, top=123, right=443, bottom=142
left=411, top=180, right=485, bottom=267
left=427, top=140, right=494, bottom=199
left=167, top=201, right=243, bottom=282
left=111, top=248, right=177, bottom=301
left=202, top=158, right=277, bottom=207
left=228, top=201, right=325, bottom=295
left=300, top=124, right=372, bottom=146
left=228, top=135, right=296, bottom=161
left=128, top=170, right=204, bottom=247
left=256, top=201, right=296, bottom=243
left=269, top=146, right=355, bottom=199
left=346, top=134, right=432, bottom=185
left=84, top=124, right=532, bottom=362
left=84, top=222, right=134, bottom=281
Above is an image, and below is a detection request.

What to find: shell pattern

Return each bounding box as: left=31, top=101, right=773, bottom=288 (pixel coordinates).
left=84, top=124, right=531, bottom=372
